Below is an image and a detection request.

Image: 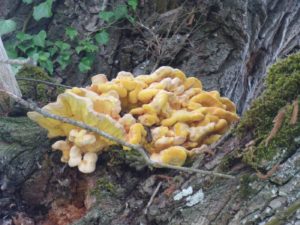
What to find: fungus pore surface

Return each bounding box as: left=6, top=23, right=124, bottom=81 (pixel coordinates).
left=28, top=66, right=239, bottom=173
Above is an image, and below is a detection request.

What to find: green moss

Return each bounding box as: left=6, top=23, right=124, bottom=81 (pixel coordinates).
left=236, top=53, right=300, bottom=168
left=16, top=65, right=64, bottom=104
left=219, top=151, right=242, bottom=172
left=90, top=177, right=117, bottom=200
left=239, top=174, right=256, bottom=199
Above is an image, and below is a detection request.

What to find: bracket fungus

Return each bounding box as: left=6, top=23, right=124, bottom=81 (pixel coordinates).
left=28, top=66, right=239, bottom=173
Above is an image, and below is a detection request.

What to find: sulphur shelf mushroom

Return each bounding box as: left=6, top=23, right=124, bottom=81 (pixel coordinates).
left=28, top=66, right=239, bottom=173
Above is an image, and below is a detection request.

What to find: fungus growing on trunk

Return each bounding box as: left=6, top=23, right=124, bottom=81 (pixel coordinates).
left=28, top=66, right=239, bottom=173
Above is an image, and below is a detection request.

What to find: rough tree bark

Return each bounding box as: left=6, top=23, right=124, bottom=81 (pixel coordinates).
left=0, top=0, right=300, bottom=225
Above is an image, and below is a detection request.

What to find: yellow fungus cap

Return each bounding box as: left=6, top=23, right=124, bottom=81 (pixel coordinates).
left=203, top=134, right=221, bottom=145
left=150, top=146, right=188, bottom=166
left=184, top=77, right=202, bottom=90
left=161, top=109, right=204, bottom=126
left=189, top=122, right=216, bottom=142
left=127, top=123, right=147, bottom=145
left=189, top=92, right=225, bottom=108
left=52, top=140, right=72, bottom=163
left=96, top=83, right=127, bottom=98
left=138, top=89, right=160, bottom=103
left=220, top=97, right=237, bottom=113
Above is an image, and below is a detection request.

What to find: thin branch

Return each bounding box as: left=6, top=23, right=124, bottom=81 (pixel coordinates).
left=144, top=181, right=162, bottom=214
left=153, top=162, right=235, bottom=179
left=290, top=97, right=299, bottom=125
left=265, top=107, right=286, bottom=146
left=100, top=0, right=108, bottom=11
left=16, top=77, right=72, bottom=89
left=0, top=58, right=35, bottom=66
left=1, top=90, right=235, bottom=179
left=256, top=163, right=280, bottom=180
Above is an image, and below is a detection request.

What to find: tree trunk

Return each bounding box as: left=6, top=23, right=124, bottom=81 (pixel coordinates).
left=0, top=0, right=300, bottom=225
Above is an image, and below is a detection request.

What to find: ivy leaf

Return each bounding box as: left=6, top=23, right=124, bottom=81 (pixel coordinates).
left=4, top=42, right=18, bottom=58
left=55, top=41, right=71, bottom=51
left=95, top=30, right=109, bottom=45
left=57, top=52, right=71, bottom=70
left=65, top=27, right=78, bottom=40
left=128, top=0, right=138, bottom=11
left=76, top=38, right=98, bottom=54
left=48, top=46, right=58, bottom=56
left=31, top=52, right=40, bottom=63
left=16, top=32, right=32, bottom=42
left=22, top=0, right=33, bottom=4
left=99, top=11, right=115, bottom=22
left=79, top=55, right=94, bottom=72
left=16, top=32, right=33, bottom=52
left=40, top=60, right=54, bottom=74
left=0, top=19, right=17, bottom=36
left=33, top=30, right=47, bottom=47
left=114, top=4, right=128, bottom=20
left=37, top=51, right=50, bottom=62
left=28, top=51, right=52, bottom=74
left=75, top=46, right=84, bottom=54
left=33, top=0, right=53, bottom=21
left=17, top=43, right=34, bottom=53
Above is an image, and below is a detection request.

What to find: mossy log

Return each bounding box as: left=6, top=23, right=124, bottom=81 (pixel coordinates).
left=0, top=117, right=49, bottom=188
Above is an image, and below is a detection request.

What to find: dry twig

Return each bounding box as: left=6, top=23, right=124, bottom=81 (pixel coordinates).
left=1, top=90, right=235, bottom=179
left=290, top=97, right=299, bottom=125
left=256, top=163, right=280, bottom=180
left=0, top=58, right=34, bottom=66
left=144, top=181, right=162, bottom=214
left=265, top=108, right=286, bottom=146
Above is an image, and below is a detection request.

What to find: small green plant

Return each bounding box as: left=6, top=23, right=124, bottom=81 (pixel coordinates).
left=0, top=19, right=17, bottom=36
left=32, top=0, right=53, bottom=21
left=3, top=0, right=138, bottom=75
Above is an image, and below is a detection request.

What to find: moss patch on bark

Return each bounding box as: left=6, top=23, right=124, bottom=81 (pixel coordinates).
left=236, top=53, right=300, bottom=169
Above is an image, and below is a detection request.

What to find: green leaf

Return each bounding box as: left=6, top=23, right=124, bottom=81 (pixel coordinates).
left=37, top=52, right=53, bottom=74
left=38, top=51, right=50, bottom=61
left=76, top=38, right=98, bottom=54
left=65, top=27, right=78, bottom=40
left=48, top=46, right=58, bottom=56
left=40, top=60, right=53, bottom=74
left=114, top=4, right=128, bottom=20
left=99, top=11, right=115, bottom=22
left=57, top=52, right=71, bottom=70
left=22, top=0, right=33, bottom=4
left=33, top=0, right=53, bottom=21
left=17, top=42, right=34, bottom=53
left=0, top=19, right=17, bottom=36
left=16, top=32, right=32, bottom=42
left=95, top=30, right=109, bottom=45
left=75, top=46, right=84, bottom=54
left=33, top=30, right=47, bottom=47
left=31, top=52, right=40, bottom=62
left=55, top=41, right=71, bottom=51
left=4, top=42, right=18, bottom=58
left=128, top=0, right=138, bottom=11
left=79, top=55, right=94, bottom=72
